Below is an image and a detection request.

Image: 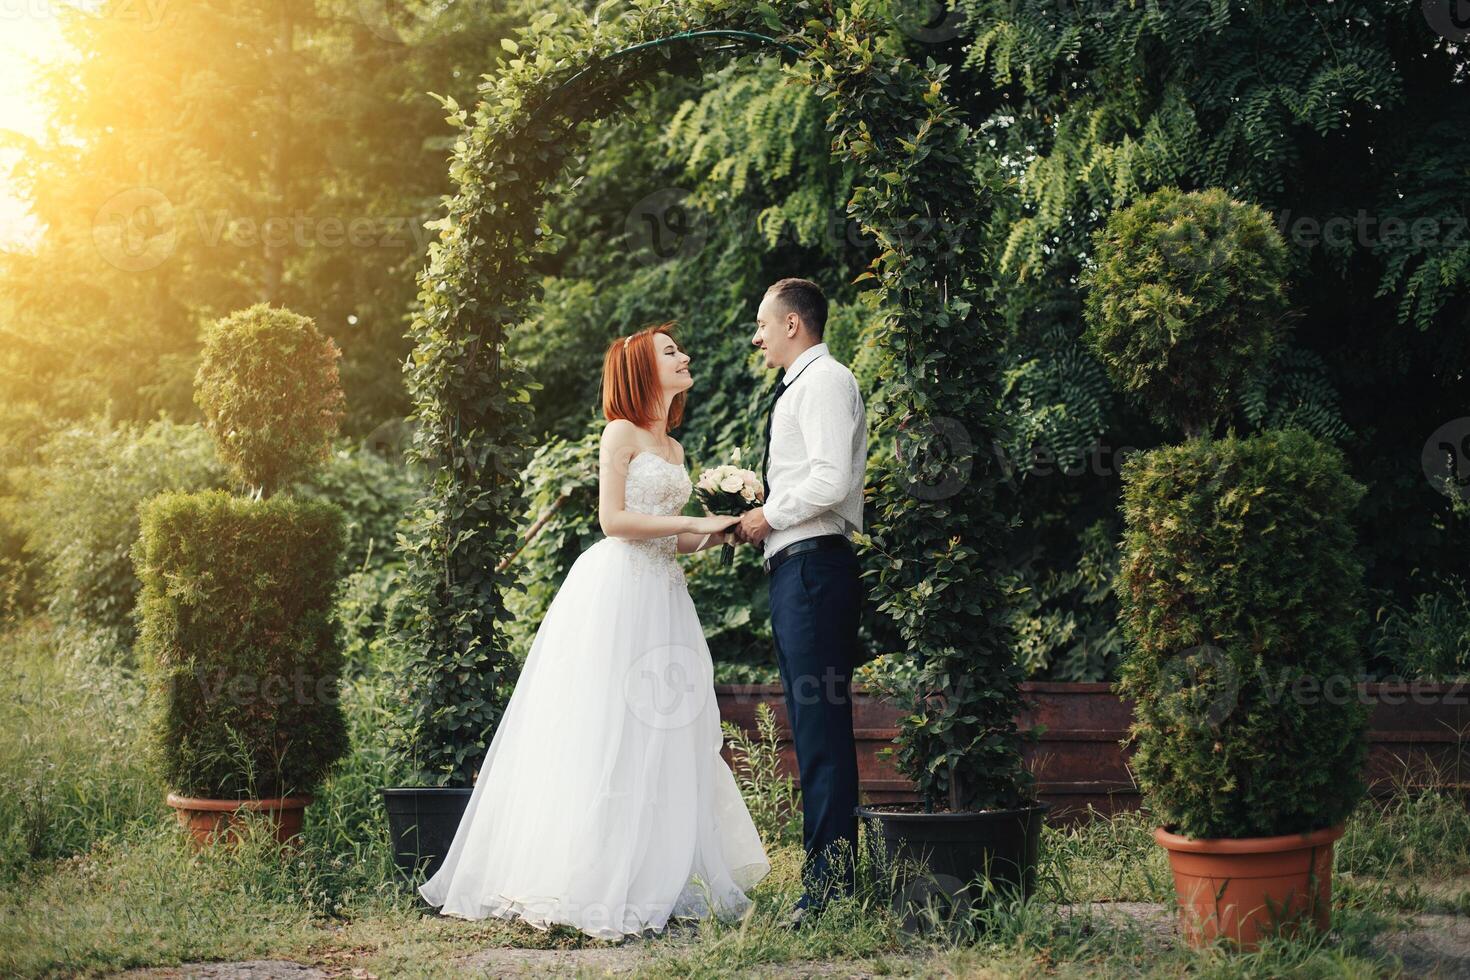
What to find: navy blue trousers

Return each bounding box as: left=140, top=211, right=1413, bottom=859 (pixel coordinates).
left=768, top=543, right=862, bottom=908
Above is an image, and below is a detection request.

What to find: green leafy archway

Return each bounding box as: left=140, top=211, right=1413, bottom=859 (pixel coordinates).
left=398, top=0, right=1029, bottom=812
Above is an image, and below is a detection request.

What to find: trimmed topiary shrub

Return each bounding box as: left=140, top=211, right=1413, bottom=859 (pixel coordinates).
left=195, top=304, right=346, bottom=498
left=134, top=304, right=351, bottom=808
left=1114, top=430, right=1369, bottom=838
left=1082, top=187, right=1291, bottom=440
left=133, top=489, right=349, bottom=799
left=1088, top=186, right=1371, bottom=840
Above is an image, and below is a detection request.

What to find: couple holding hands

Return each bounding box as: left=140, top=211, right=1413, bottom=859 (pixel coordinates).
left=419, top=277, right=870, bottom=940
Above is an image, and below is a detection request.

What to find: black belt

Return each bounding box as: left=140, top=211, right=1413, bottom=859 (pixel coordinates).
left=763, top=534, right=850, bottom=575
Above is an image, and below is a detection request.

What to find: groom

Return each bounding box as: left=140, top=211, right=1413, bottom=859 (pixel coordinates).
left=735, top=277, right=867, bottom=927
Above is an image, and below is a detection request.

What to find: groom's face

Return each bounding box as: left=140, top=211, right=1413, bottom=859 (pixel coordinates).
left=752, top=293, right=798, bottom=370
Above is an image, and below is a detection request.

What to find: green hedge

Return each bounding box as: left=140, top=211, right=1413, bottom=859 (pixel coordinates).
left=133, top=490, right=349, bottom=799
left=1115, top=430, right=1370, bottom=838
left=11, top=419, right=227, bottom=649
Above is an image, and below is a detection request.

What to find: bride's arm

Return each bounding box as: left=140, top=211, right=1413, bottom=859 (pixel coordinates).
left=676, top=530, right=727, bottom=555
left=598, top=420, right=705, bottom=541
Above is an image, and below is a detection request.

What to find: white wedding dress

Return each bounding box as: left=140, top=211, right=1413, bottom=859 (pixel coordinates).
left=417, top=450, right=771, bottom=940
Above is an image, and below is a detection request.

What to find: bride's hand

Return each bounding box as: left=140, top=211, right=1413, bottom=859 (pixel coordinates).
left=689, top=513, right=742, bottom=536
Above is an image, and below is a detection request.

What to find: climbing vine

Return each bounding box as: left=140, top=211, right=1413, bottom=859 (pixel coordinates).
left=397, top=0, right=1028, bottom=812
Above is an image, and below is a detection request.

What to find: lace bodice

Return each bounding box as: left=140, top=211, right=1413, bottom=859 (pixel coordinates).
left=624, top=450, right=692, bottom=516
left=610, top=451, right=692, bottom=589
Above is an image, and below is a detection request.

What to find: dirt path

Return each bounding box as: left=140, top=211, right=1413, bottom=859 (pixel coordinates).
left=1372, top=913, right=1470, bottom=979
left=104, top=899, right=1470, bottom=978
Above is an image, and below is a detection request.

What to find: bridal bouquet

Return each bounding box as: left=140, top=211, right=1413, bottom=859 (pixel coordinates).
left=693, top=448, right=763, bottom=566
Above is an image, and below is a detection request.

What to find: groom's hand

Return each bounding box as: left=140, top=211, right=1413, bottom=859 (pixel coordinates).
left=739, top=507, right=772, bottom=546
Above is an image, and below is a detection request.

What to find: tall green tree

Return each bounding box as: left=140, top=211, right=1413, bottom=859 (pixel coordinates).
left=0, top=0, right=524, bottom=434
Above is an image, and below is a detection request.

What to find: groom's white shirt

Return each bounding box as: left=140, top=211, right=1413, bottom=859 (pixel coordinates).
left=763, top=342, right=867, bottom=559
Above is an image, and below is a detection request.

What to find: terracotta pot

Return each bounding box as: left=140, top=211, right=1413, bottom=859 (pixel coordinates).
left=166, top=792, right=313, bottom=849
left=1154, top=822, right=1342, bottom=950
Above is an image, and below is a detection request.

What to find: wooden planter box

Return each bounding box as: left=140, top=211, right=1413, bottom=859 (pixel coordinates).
left=715, top=681, right=1470, bottom=826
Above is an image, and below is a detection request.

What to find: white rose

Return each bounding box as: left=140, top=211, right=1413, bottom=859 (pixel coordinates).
left=697, top=471, right=717, bottom=491
left=719, top=473, right=745, bottom=493
left=731, top=447, right=743, bottom=464
left=742, top=472, right=761, bottom=500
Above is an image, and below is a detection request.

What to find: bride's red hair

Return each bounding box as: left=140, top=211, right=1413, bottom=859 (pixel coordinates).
left=601, top=322, right=685, bottom=430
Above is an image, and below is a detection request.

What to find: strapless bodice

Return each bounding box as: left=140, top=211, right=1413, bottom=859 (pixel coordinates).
left=607, top=451, right=692, bottom=589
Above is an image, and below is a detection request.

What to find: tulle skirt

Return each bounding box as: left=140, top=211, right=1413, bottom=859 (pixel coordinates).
left=417, top=536, right=771, bottom=940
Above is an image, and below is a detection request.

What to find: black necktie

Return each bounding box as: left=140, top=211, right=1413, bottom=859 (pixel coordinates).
left=759, top=353, right=827, bottom=501
left=760, top=378, right=790, bottom=501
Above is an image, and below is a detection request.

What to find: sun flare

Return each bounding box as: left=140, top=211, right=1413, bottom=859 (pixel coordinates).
left=0, top=5, right=72, bottom=250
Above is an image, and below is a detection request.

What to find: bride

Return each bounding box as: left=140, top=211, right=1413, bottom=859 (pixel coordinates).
left=417, top=322, right=772, bottom=940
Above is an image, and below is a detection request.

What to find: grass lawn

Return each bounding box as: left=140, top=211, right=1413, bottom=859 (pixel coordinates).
left=4, top=620, right=1469, bottom=978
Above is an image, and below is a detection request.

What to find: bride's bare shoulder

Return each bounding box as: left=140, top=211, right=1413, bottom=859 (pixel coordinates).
left=601, top=418, right=638, bottom=440
left=599, top=419, right=640, bottom=461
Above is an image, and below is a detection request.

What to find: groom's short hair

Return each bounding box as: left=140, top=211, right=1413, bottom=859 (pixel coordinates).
left=765, top=278, right=827, bottom=340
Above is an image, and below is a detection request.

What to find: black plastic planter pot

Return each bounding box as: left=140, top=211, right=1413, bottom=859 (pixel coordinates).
left=381, top=787, right=473, bottom=883
left=857, top=802, right=1051, bottom=929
